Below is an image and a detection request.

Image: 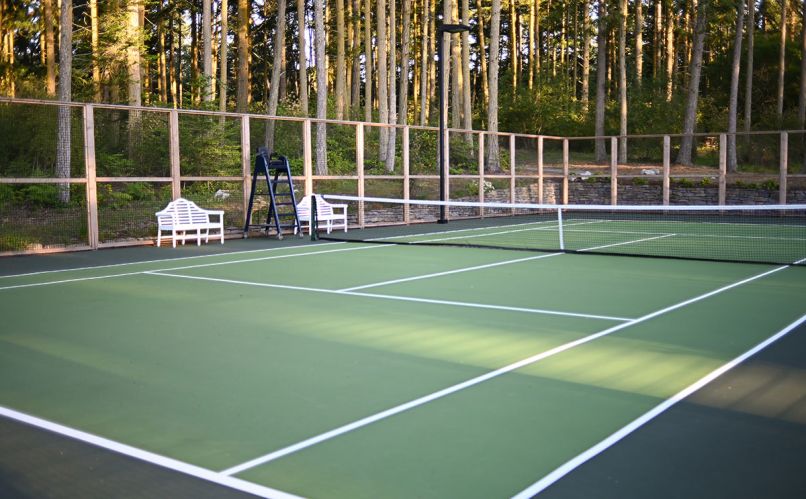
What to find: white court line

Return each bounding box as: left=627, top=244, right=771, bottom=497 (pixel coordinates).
left=338, top=253, right=563, bottom=292
left=579, top=234, right=677, bottom=252
left=511, top=312, right=806, bottom=498
left=564, top=227, right=806, bottom=242
left=219, top=263, right=790, bottom=477
left=0, top=242, right=343, bottom=280
left=0, top=405, right=301, bottom=499
left=0, top=244, right=386, bottom=292
left=412, top=220, right=604, bottom=245
left=146, top=271, right=628, bottom=322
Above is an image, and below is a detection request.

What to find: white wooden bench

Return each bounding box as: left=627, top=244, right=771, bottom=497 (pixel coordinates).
left=296, top=194, right=348, bottom=235
left=155, top=198, right=225, bottom=247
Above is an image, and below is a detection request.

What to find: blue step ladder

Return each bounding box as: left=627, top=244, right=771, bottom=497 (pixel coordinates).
left=243, top=148, right=301, bottom=239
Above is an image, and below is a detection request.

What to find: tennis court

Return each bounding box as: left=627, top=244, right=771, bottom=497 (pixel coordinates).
left=1, top=207, right=806, bottom=498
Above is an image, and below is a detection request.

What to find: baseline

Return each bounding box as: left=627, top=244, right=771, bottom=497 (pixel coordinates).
left=0, top=405, right=300, bottom=499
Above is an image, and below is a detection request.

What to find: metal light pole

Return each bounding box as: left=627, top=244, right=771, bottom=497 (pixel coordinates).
left=437, top=23, right=470, bottom=223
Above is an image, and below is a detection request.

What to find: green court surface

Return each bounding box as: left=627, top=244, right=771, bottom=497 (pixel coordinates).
left=1, top=235, right=805, bottom=498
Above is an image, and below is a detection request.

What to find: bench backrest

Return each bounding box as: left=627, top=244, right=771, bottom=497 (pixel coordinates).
left=297, top=195, right=334, bottom=217
left=161, top=198, right=210, bottom=224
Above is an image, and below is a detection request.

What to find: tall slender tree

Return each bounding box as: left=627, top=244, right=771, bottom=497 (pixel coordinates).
left=220, top=0, right=229, bottom=112
left=635, top=0, right=643, bottom=86
left=728, top=0, right=745, bottom=172
left=336, top=0, right=346, bottom=119
left=487, top=0, right=502, bottom=171
left=314, top=0, right=327, bottom=174
left=595, top=0, right=607, bottom=162
left=56, top=0, right=73, bottom=203
left=297, top=0, right=309, bottom=115
left=777, top=0, right=787, bottom=123
left=677, top=0, right=708, bottom=165
left=618, top=0, right=628, bottom=162
left=377, top=0, right=389, bottom=161
left=202, top=0, right=213, bottom=101
left=237, top=0, right=250, bottom=112
left=43, top=0, right=56, bottom=96
left=744, top=0, right=755, bottom=149
left=266, top=0, right=287, bottom=153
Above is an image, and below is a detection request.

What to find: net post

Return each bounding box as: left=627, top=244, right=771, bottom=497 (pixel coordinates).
left=169, top=109, right=181, bottom=200
left=478, top=132, right=485, bottom=217
left=610, top=136, right=618, bottom=205
left=310, top=194, right=319, bottom=241
left=719, top=133, right=727, bottom=206
left=780, top=131, right=788, bottom=205
left=663, top=135, right=670, bottom=206
left=557, top=207, right=565, bottom=250
left=356, top=123, right=365, bottom=228
left=240, top=115, right=251, bottom=228
left=537, top=136, right=544, bottom=204
left=562, top=138, right=569, bottom=205
left=403, top=125, right=410, bottom=223
left=303, top=119, right=313, bottom=196
left=83, top=104, right=99, bottom=250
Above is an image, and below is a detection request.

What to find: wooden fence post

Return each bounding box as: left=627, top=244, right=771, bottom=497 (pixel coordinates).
left=169, top=109, right=181, bottom=199
left=610, top=136, right=618, bottom=205
left=403, top=125, right=410, bottom=223
left=663, top=135, right=671, bottom=205
left=780, top=131, right=788, bottom=205
left=240, top=115, right=251, bottom=226
left=562, top=139, right=569, bottom=205
left=303, top=119, right=313, bottom=196
left=356, top=123, right=365, bottom=227
left=509, top=134, right=516, bottom=205
left=719, top=133, right=727, bottom=205
left=83, top=104, right=99, bottom=249
left=537, top=136, right=544, bottom=204
left=478, top=132, right=485, bottom=215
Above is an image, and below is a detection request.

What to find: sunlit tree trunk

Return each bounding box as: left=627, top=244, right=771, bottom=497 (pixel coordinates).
left=57, top=0, right=73, bottom=203
left=44, top=0, right=57, bottom=96
left=220, top=0, right=229, bottom=112
left=314, top=0, right=327, bottom=174
left=335, top=0, right=346, bottom=119
left=377, top=0, right=388, bottom=160
left=665, top=0, right=675, bottom=101
left=654, top=0, right=661, bottom=78
left=595, top=0, right=607, bottom=162
left=386, top=0, right=397, bottom=171
left=364, top=0, right=373, bottom=122
left=462, top=0, right=471, bottom=132
left=677, top=0, right=707, bottom=165
left=581, top=0, right=591, bottom=111
left=420, top=0, right=431, bottom=124
left=237, top=0, right=249, bottom=112
left=202, top=0, right=212, bottom=101
left=451, top=0, right=462, bottom=129
left=777, top=0, right=787, bottom=124
left=728, top=0, right=745, bottom=172
left=618, top=0, right=627, bottom=162
left=400, top=0, right=413, bottom=125
left=529, top=0, right=536, bottom=89
left=89, top=0, right=100, bottom=101
left=266, top=0, right=287, bottom=153
left=487, top=0, right=502, bottom=171
left=351, top=0, right=362, bottom=118
left=297, top=0, right=309, bottom=115
left=635, top=0, right=643, bottom=87
left=476, top=0, right=489, bottom=107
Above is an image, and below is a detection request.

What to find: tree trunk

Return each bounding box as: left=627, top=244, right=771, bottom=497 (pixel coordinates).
left=89, top=0, right=100, bottom=101
left=744, top=0, right=755, bottom=151
left=377, top=0, right=389, bottom=161
left=635, top=0, right=643, bottom=87
left=676, top=0, right=707, bottom=165
left=510, top=0, right=518, bottom=92
left=386, top=0, right=397, bottom=172
left=56, top=0, right=73, bottom=203
left=728, top=0, right=745, bottom=172
left=335, top=0, right=346, bottom=119
left=42, top=0, right=57, bottom=96
left=202, top=0, right=213, bottom=101
left=462, top=0, right=472, bottom=132
left=529, top=0, right=536, bottom=89
left=618, top=0, right=627, bottom=162
left=127, top=0, right=143, bottom=167
left=420, top=0, right=431, bottom=124
left=654, top=0, right=661, bottom=78
left=314, top=0, right=328, bottom=174
left=799, top=0, right=806, bottom=171
left=777, top=0, right=787, bottom=124
left=487, top=0, right=502, bottom=172
left=400, top=0, right=413, bottom=125
left=351, top=0, right=362, bottom=118
left=220, top=0, right=229, bottom=112
left=665, top=0, right=675, bottom=101
left=451, top=0, right=462, bottom=129
left=476, top=0, right=490, bottom=107
left=581, top=0, right=591, bottom=111
left=297, top=0, right=309, bottom=115
left=595, top=0, right=607, bottom=162
left=237, top=0, right=249, bottom=112
left=266, top=0, right=286, bottom=153
left=364, top=0, right=373, bottom=122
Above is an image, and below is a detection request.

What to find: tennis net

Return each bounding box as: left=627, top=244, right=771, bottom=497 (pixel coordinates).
left=315, top=195, right=806, bottom=266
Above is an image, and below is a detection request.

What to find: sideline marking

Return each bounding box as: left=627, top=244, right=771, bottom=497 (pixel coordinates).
left=147, top=271, right=629, bottom=322
left=579, top=233, right=676, bottom=252
left=0, top=406, right=301, bottom=499
left=0, top=242, right=343, bottom=279
left=511, top=312, right=806, bottom=498
left=219, top=264, right=790, bottom=476
left=0, top=244, right=385, bottom=292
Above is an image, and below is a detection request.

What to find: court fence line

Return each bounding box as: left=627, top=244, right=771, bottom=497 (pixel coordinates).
left=2, top=97, right=806, bottom=256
